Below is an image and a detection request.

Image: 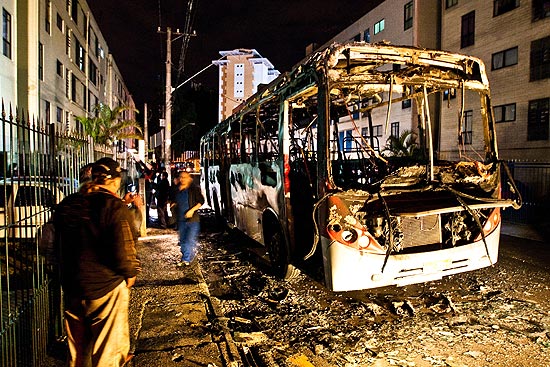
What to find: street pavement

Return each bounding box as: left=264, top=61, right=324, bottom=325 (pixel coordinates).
left=44, top=220, right=543, bottom=366
left=128, top=227, right=241, bottom=367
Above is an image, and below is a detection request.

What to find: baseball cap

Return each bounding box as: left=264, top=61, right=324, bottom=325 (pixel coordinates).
left=92, top=157, right=124, bottom=179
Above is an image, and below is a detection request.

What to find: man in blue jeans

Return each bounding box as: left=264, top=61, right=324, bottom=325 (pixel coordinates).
left=173, top=171, right=204, bottom=266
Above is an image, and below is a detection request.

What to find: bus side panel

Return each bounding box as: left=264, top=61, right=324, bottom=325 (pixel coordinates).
left=205, top=165, right=221, bottom=214
left=229, top=163, right=282, bottom=244
left=321, top=225, right=501, bottom=292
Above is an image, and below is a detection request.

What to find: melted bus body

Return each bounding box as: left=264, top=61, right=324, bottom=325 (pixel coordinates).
left=200, top=43, right=521, bottom=292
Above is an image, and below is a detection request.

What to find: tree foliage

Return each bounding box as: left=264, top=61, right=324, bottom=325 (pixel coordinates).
left=76, top=104, right=143, bottom=146
left=383, top=129, right=421, bottom=158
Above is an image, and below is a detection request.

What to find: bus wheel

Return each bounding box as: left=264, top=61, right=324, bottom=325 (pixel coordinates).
left=268, top=230, right=300, bottom=280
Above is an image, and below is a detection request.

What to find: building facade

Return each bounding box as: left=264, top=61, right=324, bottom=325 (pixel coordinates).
left=213, top=48, right=280, bottom=122
left=441, top=0, right=550, bottom=161
left=1, top=0, right=135, bottom=132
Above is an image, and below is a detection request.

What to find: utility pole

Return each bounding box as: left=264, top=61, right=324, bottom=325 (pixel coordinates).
left=164, top=27, right=173, bottom=174
left=158, top=26, right=183, bottom=179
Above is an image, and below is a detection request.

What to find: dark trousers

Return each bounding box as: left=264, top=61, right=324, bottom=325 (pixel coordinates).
left=157, top=201, right=168, bottom=228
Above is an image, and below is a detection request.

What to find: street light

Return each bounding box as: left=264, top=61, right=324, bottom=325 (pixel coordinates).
left=171, top=122, right=196, bottom=137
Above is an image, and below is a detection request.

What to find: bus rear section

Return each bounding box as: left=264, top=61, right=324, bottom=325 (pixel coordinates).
left=285, top=44, right=521, bottom=291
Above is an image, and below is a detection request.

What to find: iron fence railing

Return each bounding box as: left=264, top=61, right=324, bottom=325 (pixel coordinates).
left=501, top=160, right=550, bottom=225
left=0, top=99, right=140, bottom=366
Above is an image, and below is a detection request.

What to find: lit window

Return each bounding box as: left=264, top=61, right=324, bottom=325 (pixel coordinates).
left=492, top=47, right=518, bottom=70
left=374, top=19, right=385, bottom=35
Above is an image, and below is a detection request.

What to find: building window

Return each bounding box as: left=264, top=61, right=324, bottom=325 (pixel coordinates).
left=344, top=130, right=353, bottom=152
left=530, top=36, right=550, bottom=81
left=461, top=11, right=475, bottom=48
left=56, top=59, right=63, bottom=77
left=391, top=122, right=400, bottom=138
left=404, top=2, right=413, bottom=30
left=39, top=43, right=44, bottom=80
left=353, top=33, right=361, bottom=42
left=361, top=127, right=368, bottom=137
left=494, top=0, right=520, bottom=16
left=461, top=111, right=473, bottom=145
left=89, top=59, right=97, bottom=85
left=494, top=103, right=516, bottom=122
left=45, top=101, right=51, bottom=124
left=372, top=125, right=382, bottom=137
left=56, top=13, right=63, bottom=31
left=56, top=107, right=63, bottom=123
left=446, top=0, right=458, bottom=8
left=532, top=0, right=550, bottom=21
left=71, top=0, right=78, bottom=23
left=2, top=8, right=11, bottom=59
left=66, top=70, right=71, bottom=98
left=374, top=19, right=385, bottom=35
left=528, top=98, right=549, bottom=140
left=66, top=28, right=71, bottom=55
left=75, top=38, right=85, bottom=71
left=492, top=47, right=518, bottom=70
left=45, top=0, right=51, bottom=34
left=364, top=28, right=370, bottom=42
left=234, top=63, right=244, bottom=98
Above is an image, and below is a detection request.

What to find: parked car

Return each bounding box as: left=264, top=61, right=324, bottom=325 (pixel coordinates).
left=0, top=179, right=65, bottom=240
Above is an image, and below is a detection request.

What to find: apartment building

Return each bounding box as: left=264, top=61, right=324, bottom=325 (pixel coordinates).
left=318, top=0, right=440, bottom=154
left=213, top=48, right=280, bottom=122
left=441, top=0, right=550, bottom=161
left=0, top=0, right=134, bottom=132
left=40, top=0, right=135, bottom=132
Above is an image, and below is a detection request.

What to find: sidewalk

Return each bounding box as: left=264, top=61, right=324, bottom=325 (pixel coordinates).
left=129, top=228, right=241, bottom=367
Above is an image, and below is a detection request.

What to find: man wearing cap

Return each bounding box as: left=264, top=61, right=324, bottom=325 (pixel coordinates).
left=54, top=157, right=141, bottom=367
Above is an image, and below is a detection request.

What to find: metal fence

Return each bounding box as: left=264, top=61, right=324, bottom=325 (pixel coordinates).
left=0, top=101, right=92, bottom=367
left=501, top=160, right=550, bottom=225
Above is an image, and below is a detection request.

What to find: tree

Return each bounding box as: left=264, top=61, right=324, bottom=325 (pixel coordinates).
left=76, top=104, right=143, bottom=157
left=383, top=129, right=421, bottom=158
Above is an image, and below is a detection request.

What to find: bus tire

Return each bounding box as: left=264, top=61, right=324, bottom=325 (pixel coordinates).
left=268, top=230, right=298, bottom=280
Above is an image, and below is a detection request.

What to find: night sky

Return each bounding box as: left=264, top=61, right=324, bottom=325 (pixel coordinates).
left=88, top=0, right=383, bottom=110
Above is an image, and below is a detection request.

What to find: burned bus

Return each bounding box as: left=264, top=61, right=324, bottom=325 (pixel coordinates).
left=200, top=43, right=521, bottom=292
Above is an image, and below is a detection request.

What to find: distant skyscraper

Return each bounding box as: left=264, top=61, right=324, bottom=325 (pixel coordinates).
left=213, top=49, right=280, bottom=122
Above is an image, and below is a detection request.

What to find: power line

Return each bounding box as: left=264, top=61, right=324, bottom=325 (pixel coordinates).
left=176, top=0, right=199, bottom=83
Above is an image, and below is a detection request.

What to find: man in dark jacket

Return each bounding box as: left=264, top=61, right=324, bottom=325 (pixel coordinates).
left=173, top=171, right=204, bottom=266
left=54, top=157, right=141, bottom=367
